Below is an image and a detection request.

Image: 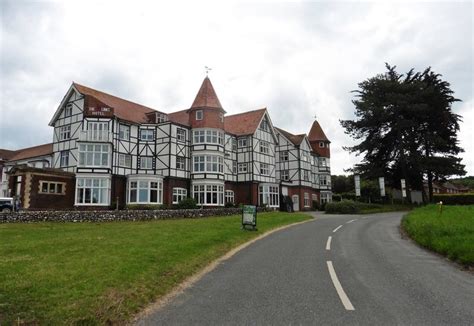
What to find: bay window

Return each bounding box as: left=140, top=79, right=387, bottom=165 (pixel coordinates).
left=192, top=155, right=223, bottom=173
left=192, top=184, right=224, bottom=206
left=76, top=176, right=110, bottom=205
left=193, top=129, right=224, bottom=145
left=128, top=177, right=163, bottom=204
left=78, top=144, right=110, bottom=167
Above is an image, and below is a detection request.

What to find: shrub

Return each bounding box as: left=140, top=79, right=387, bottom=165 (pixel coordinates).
left=325, top=200, right=382, bottom=214
left=332, top=194, right=342, bottom=202
left=224, top=202, right=235, bottom=208
left=176, top=197, right=197, bottom=209
left=433, top=193, right=474, bottom=205
left=325, top=200, right=360, bottom=214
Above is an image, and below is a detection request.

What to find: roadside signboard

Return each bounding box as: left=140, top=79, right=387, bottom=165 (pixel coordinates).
left=242, top=205, right=257, bottom=230
left=354, top=175, right=361, bottom=197
left=401, top=179, right=407, bottom=198
left=379, top=177, right=386, bottom=197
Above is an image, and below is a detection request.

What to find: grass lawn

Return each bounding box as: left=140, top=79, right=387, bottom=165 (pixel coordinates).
left=0, top=212, right=311, bottom=325
left=359, top=204, right=413, bottom=214
left=402, top=205, right=474, bottom=267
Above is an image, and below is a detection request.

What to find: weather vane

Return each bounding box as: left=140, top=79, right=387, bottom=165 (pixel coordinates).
left=314, top=114, right=317, bottom=120
left=205, top=66, right=212, bottom=76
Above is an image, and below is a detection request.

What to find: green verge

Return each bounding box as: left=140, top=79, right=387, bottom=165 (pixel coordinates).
left=402, top=205, right=474, bottom=267
left=0, top=212, right=311, bottom=325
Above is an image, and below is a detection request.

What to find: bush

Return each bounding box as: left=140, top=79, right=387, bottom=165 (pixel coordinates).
left=433, top=193, right=474, bottom=205
left=224, top=202, right=235, bottom=208
left=332, top=194, right=342, bottom=202
left=325, top=200, right=382, bottom=214
left=176, top=197, right=197, bottom=209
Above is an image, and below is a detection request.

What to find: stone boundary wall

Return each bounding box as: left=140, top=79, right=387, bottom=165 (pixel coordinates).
left=0, top=207, right=271, bottom=223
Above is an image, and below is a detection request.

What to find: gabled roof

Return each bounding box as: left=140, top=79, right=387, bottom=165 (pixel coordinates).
left=168, top=109, right=190, bottom=126
left=190, top=77, right=224, bottom=111
left=224, top=108, right=267, bottom=136
left=308, top=120, right=330, bottom=142
left=73, top=83, right=157, bottom=124
left=274, top=127, right=305, bottom=146
left=8, top=143, right=53, bottom=162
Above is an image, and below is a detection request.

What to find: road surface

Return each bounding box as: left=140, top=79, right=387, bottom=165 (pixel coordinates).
left=137, top=212, right=474, bottom=325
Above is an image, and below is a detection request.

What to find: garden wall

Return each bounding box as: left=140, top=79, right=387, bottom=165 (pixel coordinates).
left=0, top=207, right=270, bottom=223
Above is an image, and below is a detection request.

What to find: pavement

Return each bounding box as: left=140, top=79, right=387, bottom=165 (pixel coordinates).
left=136, top=212, right=474, bottom=325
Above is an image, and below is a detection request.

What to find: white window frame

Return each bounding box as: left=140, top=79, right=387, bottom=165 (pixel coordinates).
left=196, top=110, right=203, bottom=120
left=319, top=142, right=325, bottom=148
left=172, top=187, right=187, bottom=204
left=304, top=193, right=310, bottom=207
left=119, top=124, right=130, bottom=141
left=232, top=138, right=237, bottom=151
left=303, top=170, right=309, bottom=181
left=238, top=163, right=248, bottom=173
left=75, top=176, right=111, bottom=206
left=280, top=150, right=289, bottom=161
left=260, top=163, right=269, bottom=176
left=118, top=153, right=132, bottom=168
left=225, top=190, right=234, bottom=204
left=281, top=170, right=289, bottom=181
left=176, top=156, right=186, bottom=170
left=87, top=122, right=109, bottom=141
left=260, top=141, right=269, bottom=154
left=59, top=125, right=71, bottom=140
left=60, top=150, right=69, bottom=167
left=177, top=128, right=186, bottom=142
left=192, top=183, right=224, bottom=206
left=78, top=144, right=110, bottom=167
left=128, top=178, right=163, bottom=204
left=238, top=138, right=248, bottom=148
left=260, top=119, right=269, bottom=131
left=259, top=184, right=279, bottom=207
left=232, top=161, right=237, bottom=174
left=192, top=155, right=223, bottom=173
left=140, top=129, right=154, bottom=141
left=64, top=103, right=72, bottom=117
left=193, top=129, right=224, bottom=145
left=140, top=156, right=153, bottom=170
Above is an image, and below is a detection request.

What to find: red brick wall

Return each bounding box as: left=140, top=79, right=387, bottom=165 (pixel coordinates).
left=163, top=177, right=190, bottom=206
left=111, top=175, right=127, bottom=209
left=229, top=181, right=258, bottom=206
left=189, top=108, right=225, bottom=129
left=310, top=141, right=330, bottom=158
left=28, top=174, right=75, bottom=209
left=287, top=186, right=318, bottom=211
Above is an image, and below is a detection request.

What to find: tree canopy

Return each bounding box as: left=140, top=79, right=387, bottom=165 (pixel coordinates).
left=341, top=64, right=465, bottom=202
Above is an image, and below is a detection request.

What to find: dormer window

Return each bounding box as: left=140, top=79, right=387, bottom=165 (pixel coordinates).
left=156, top=113, right=168, bottom=123
left=196, top=110, right=203, bottom=120
left=219, top=113, right=224, bottom=123
left=64, top=103, right=72, bottom=117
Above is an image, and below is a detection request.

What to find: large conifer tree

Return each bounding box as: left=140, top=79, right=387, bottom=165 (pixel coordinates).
left=341, top=64, right=465, bottom=202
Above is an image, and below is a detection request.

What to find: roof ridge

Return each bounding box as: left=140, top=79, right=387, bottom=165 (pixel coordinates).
left=73, top=82, right=157, bottom=111
left=225, top=107, right=267, bottom=118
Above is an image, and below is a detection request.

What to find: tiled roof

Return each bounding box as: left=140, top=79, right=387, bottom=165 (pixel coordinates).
left=0, top=149, right=18, bottom=160
left=275, top=127, right=305, bottom=146
left=308, top=120, right=330, bottom=142
left=8, top=143, right=53, bottom=161
left=73, top=83, right=157, bottom=124
left=224, top=108, right=267, bottom=136
left=190, top=77, right=223, bottom=110
left=168, top=109, right=190, bottom=126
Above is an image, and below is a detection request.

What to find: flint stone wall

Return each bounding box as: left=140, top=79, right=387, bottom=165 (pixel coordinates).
left=0, top=207, right=270, bottom=223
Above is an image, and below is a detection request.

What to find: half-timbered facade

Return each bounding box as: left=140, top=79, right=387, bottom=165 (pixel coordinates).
left=3, top=76, right=332, bottom=210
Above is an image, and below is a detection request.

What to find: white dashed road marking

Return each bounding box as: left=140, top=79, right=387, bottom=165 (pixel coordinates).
left=326, top=236, right=332, bottom=250
left=333, top=225, right=343, bottom=233
left=347, top=219, right=357, bottom=224
left=327, top=261, right=355, bottom=311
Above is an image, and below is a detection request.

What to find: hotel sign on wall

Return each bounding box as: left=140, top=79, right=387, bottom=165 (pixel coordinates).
left=85, top=106, right=114, bottom=117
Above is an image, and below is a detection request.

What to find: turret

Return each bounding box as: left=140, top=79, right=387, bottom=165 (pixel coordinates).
left=308, top=120, right=330, bottom=158
left=187, top=77, right=226, bottom=129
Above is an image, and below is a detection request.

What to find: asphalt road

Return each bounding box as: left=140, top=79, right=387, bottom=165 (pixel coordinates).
left=136, top=212, right=474, bottom=325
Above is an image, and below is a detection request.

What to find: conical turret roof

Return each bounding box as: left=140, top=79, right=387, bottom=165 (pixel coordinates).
left=308, top=120, right=330, bottom=142
left=190, top=77, right=224, bottom=110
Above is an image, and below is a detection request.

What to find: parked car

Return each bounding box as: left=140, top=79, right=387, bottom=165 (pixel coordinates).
left=0, top=197, right=14, bottom=212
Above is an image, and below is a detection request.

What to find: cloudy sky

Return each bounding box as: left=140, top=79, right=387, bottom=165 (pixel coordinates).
left=0, top=0, right=472, bottom=175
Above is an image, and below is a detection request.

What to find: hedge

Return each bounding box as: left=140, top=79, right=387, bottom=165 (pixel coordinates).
left=433, top=193, right=474, bottom=205
left=325, top=200, right=382, bottom=214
